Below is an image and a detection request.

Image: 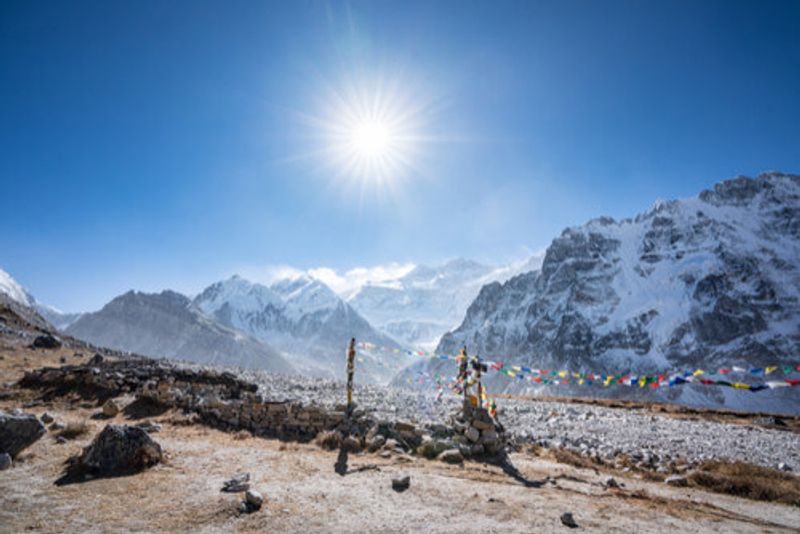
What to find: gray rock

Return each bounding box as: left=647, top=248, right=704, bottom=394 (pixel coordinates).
left=391, top=474, right=410, bottom=492
left=40, top=413, right=54, bottom=424
left=50, top=421, right=66, bottom=431
left=135, top=422, right=162, bottom=434
left=245, top=489, right=263, bottom=509
left=222, top=472, right=250, bottom=493
left=80, top=424, right=163, bottom=474
left=31, top=334, right=62, bottom=349
left=0, top=452, right=11, bottom=470
left=465, top=426, right=480, bottom=443
left=604, top=476, right=619, bottom=488
left=0, top=410, right=46, bottom=458
left=368, top=434, right=386, bottom=452
left=560, top=512, right=579, bottom=528
left=438, top=449, right=463, bottom=464
left=342, top=436, right=361, bottom=452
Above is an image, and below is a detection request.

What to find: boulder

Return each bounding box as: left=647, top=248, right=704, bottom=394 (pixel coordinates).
left=342, top=436, right=362, bottom=453
left=665, top=475, right=687, bottom=487
left=438, top=449, right=464, bottom=464
left=80, top=425, right=163, bottom=474
left=465, top=426, right=480, bottom=443
left=391, top=475, right=410, bottom=492
left=102, top=399, right=120, bottom=417
left=560, top=512, right=579, bottom=528
left=222, top=472, right=250, bottom=493
left=31, top=334, right=62, bottom=349
left=472, top=419, right=494, bottom=431
left=0, top=410, right=46, bottom=458
left=245, top=489, right=263, bottom=509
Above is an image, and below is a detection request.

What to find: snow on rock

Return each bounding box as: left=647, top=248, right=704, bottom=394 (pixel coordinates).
left=0, top=268, right=35, bottom=307
left=422, top=172, right=800, bottom=413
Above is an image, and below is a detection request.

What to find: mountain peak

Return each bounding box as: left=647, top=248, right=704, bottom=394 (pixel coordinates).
left=0, top=268, right=35, bottom=307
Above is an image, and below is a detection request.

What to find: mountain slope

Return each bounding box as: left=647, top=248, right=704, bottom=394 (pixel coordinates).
left=193, top=275, right=405, bottom=383
left=420, top=172, right=800, bottom=413
left=67, top=290, right=293, bottom=373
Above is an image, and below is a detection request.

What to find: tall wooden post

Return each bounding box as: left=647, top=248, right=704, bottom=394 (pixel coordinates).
left=346, top=338, right=356, bottom=411
left=474, top=354, right=483, bottom=409
left=458, top=346, right=469, bottom=416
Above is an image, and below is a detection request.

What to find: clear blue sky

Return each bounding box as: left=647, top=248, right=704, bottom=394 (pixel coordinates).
left=1, top=0, right=799, bottom=312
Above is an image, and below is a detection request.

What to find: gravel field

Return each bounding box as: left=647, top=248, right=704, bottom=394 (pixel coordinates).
left=192, top=363, right=800, bottom=473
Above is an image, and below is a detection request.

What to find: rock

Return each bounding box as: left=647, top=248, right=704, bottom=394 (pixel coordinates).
left=0, top=452, right=11, bottom=470
left=470, top=443, right=485, bottom=456
left=0, top=410, right=47, bottom=458
left=135, top=422, right=162, bottom=434
left=55, top=436, right=67, bottom=444
left=391, top=475, right=410, bottom=492
left=50, top=421, right=66, bottom=431
left=40, top=413, right=54, bottom=424
left=31, top=334, right=61, bottom=349
left=102, top=399, right=120, bottom=417
left=368, top=434, right=386, bottom=452
left=245, top=489, right=263, bottom=509
left=342, top=436, right=362, bottom=453
left=80, top=424, right=163, bottom=474
left=465, top=426, right=480, bottom=443
left=604, top=476, right=619, bottom=488
left=438, top=449, right=464, bottom=464
left=222, top=472, right=250, bottom=493
left=380, top=450, right=391, bottom=459
left=481, top=430, right=499, bottom=442
left=383, top=438, right=399, bottom=451
left=394, top=421, right=416, bottom=433
left=472, top=419, right=494, bottom=431
left=778, top=462, right=792, bottom=472
left=665, top=475, right=687, bottom=487
left=560, top=512, right=579, bottom=528
left=417, top=438, right=450, bottom=459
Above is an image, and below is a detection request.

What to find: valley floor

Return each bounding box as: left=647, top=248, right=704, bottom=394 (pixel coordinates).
left=1, top=345, right=799, bottom=533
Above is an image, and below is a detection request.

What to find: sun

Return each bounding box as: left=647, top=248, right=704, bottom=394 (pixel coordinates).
left=350, top=120, right=392, bottom=159
left=299, top=76, right=427, bottom=192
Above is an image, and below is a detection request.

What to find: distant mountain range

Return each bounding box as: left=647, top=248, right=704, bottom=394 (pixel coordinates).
left=399, top=172, right=800, bottom=414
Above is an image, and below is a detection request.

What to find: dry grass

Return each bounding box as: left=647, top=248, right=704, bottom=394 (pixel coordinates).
left=55, top=420, right=90, bottom=440
left=687, top=460, right=800, bottom=506
left=314, top=430, right=342, bottom=451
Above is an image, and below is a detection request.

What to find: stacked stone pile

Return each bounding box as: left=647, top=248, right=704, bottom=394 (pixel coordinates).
left=449, top=404, right=506, bottom=458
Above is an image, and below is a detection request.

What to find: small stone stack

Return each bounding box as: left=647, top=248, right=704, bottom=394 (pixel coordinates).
left=450, top=404, right=506, bottom=458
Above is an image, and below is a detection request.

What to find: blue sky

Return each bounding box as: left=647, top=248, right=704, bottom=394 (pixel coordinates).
left=1, top=0, right=799, bottom=312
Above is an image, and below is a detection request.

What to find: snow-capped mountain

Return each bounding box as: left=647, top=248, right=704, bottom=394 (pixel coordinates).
left=410, top=172, right=800, bottom=414
left=0, top=268, right=82, bottom=330
left=67, top=290, right=294, bottom=373
left=193, top=274, right=406, bottom=383
left=0, top=268, right=35, bottom=308
left=347, top=256, right=544, bottom=349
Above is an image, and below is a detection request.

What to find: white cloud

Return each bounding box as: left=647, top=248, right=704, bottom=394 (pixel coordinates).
left=308, top=262, right=415, bottom=296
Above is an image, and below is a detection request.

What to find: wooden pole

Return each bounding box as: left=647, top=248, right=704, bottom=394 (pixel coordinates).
left=346, top=338, right=356, bottom=411
left=458, top=346, right=469, bottom=417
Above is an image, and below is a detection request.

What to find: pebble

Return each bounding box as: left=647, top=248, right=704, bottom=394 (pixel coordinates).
left=560, top=512, right=579, bottom=528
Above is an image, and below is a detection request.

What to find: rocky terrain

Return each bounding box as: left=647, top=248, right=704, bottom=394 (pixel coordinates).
left=426, top=172, right=800, bottom=413
left=1, top=299, right=798, bottom=532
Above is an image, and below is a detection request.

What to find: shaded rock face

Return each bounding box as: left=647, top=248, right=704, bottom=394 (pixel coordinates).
left=80, top=425, right=163, bottom=474
left=430, top=173, right=800, bottom=412
left=0, top=410, right=47, bottom=458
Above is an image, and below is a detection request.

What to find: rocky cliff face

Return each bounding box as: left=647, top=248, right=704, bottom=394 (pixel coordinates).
left=67, top=290, right=293, bottom=374
left=431, top=173, right=800, bottom=412
left=193, top=275, right=404, bottom=383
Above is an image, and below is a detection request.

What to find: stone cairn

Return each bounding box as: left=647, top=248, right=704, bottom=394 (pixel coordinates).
left=19, top=356, right=507, bottom=463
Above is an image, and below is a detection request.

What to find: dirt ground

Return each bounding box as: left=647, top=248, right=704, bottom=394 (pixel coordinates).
left=1, top=346, right=799, bottom=533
